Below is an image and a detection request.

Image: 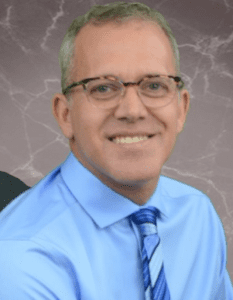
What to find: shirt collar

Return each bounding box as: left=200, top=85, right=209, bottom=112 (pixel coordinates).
left=61, top=151, right=169, bottom=228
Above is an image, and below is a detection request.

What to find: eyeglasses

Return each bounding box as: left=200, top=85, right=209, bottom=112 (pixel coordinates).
left=63, top=74, right=184, bottom=110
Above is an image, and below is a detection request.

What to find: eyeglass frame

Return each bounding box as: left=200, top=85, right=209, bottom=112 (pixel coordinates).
left=62, top=74, right=185, bottom=109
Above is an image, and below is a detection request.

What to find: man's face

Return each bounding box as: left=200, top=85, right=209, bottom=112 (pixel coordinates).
left=53, top=20, right=189, bottom=203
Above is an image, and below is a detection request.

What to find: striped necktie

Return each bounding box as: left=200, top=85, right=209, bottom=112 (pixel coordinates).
left=130, top=206, right=170, bottom=300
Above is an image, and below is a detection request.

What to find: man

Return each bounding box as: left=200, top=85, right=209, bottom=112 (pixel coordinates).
left=0, top=2, right=232, bottom=299
left=0, top=171, right=30, bottom=212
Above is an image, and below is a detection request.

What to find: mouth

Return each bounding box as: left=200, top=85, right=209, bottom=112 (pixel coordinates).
left=108, top=134, right=154, bottom=141
left=108, top=134, right=155, bottom=144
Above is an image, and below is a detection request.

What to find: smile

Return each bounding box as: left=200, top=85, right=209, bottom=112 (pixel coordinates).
left=112, top=135, right=151, bottom=144
left=108, top=134, right=155, bottom=147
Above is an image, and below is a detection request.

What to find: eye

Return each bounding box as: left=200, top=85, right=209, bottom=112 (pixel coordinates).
left=95, top=85, right=110, bottom=93
left=142, top=80, right=168, bottom=91
left=89, top=82, right=120, bottom=94
left=148, top=82, right=161, bottom=90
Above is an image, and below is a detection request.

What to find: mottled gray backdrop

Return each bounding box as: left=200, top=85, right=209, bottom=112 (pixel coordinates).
left=0, top=0, right=232, bottom=280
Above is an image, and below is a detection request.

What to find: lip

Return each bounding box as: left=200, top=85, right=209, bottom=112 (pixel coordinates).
left=108, top=134, right=156, bottom=148
left=108, top=133, right=155, bottom=140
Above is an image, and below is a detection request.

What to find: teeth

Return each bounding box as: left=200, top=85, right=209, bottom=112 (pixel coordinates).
left=112, top=136, right=149, bottom=144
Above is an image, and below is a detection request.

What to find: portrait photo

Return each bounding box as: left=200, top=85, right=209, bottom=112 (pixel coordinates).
left=0, top=0, right=233, bottom=299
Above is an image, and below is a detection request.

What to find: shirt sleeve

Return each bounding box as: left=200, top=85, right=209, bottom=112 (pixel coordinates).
left=214, top=270, right=233, bottom=300
left=0, top=240, right=81, bottom=300
left=225, top=271, right=233, bottom=300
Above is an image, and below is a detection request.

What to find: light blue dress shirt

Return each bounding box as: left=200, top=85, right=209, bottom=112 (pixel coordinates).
left=0, top=151, right=232, bottom=300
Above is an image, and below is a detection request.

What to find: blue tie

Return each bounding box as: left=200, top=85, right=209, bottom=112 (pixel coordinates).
left=130, top=206, right=171, bottom=300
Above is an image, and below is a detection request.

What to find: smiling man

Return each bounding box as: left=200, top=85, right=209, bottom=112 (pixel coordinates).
left=54, top=17, right=189, bottom=208
left=0, top=2, right=232, bottom=300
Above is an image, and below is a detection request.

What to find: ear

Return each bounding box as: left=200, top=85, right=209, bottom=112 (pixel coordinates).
left=51, top=93, right=74, bottom=139
left=177, top=89, right=190, bottom=133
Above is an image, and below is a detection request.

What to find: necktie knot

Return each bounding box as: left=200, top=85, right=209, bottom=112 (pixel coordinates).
left=130, top=206, right=159, bottom=237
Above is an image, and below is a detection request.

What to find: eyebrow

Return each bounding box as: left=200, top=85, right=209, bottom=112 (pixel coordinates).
left=101, top=73, right=161, bottom=80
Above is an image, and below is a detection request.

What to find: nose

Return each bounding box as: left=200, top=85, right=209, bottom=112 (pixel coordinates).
left=114, top=84, right=148, bottom=121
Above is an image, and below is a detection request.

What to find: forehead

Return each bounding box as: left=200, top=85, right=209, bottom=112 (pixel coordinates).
left=72, top=20, right=176, bottom=80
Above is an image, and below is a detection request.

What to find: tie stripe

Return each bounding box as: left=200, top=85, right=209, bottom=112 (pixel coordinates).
left=130, top=206, right=170, bottom=300
left=142, top=247, right=151, bottom=289
left=150, top=243, right=162, bottom=286
left=145, top=285, right=151, bottom=300
left=139, top=223, right=158, bottom=236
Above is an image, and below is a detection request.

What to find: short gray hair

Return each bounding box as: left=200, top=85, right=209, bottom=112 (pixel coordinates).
left=59, top=1, right=180, bottom=95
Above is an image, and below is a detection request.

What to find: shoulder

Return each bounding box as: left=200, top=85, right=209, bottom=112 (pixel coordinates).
left=158, top=175, right=218, bottom=219
left=159, top=175, right=205, bottom=198
left=159, top=175, right=224, bottom=233
left=0, top=239, right=76, bottom=299
left=0, top=164, right=70, bottom=240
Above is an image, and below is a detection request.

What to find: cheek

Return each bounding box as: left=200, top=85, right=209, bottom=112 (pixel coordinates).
left=72, top=107, right=105, bottom=151
left=155, top=105, right=179, bottom=131
left=157, top=110, right=179, bottom=148
left=166, top=116, right=179, bottom=141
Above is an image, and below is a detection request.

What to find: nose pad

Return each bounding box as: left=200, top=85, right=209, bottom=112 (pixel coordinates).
left=121, top=82, right=140, bottom=99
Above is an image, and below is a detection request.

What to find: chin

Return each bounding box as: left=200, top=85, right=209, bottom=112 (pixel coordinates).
left=109, top=168, right=159, bottom=186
